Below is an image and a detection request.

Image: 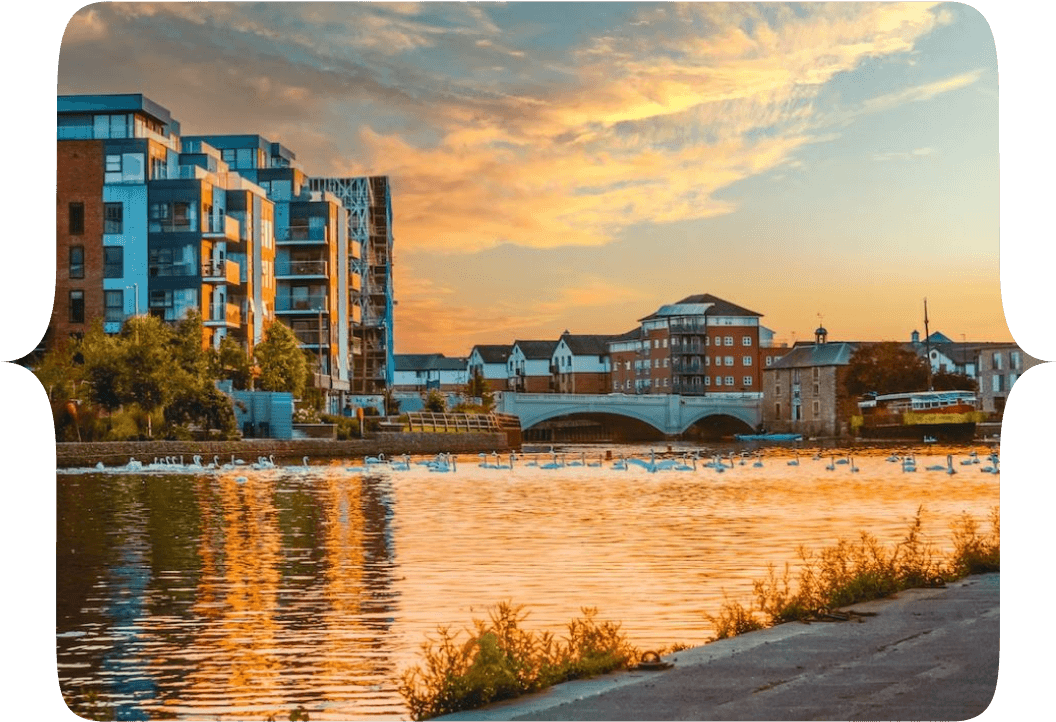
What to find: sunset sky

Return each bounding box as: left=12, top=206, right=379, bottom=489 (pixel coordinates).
left=56, top=2, right=1003, bottom=355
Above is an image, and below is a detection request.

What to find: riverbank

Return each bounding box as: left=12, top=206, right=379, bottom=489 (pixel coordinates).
left=440, top=573, right=999, bottom=721
left=54, top=431, right=509, bottom=468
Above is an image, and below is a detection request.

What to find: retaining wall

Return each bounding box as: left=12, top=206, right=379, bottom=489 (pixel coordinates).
left=55, top=432, right=509, bottom=468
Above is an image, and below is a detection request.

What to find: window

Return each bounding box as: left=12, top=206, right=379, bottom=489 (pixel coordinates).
left=663, top=358, right=668, bottom=367
left=150, top=201, right=198, bottom=232
left=1011, top=351, right=1021, bottom=370
left=654, top=339, right=659, bottom=349
left=68, top=202, right=84, bottom=235
left=705, top=356, right=710, bottom=366
left=743, top=376, right=753, bottom=386
left=993, top=353, right=1003, bottom=370
left=662, top=338, right=667, bottom=348
left=624, top=361, right=630, bottom=370
left=715, top=376, right=723, bottom=386
left=765, top=356, right=773, bottom=366
left=725, top=375, right=735, bottom=386
left=724, top=336, right=733, bottom=346
left=103, top=246, right=123, bottom=278
left=704, top=376, right=710, bottom=386
left=106, top=155, right=121, bottom=173
left=775, top=402, right=781, bottom=418
left=743, top=355, right=753, bottom=366
left=776, top=384, right=782, bottom=396
left=69, top=290, right=84, bottom=323
left=992, top=375, right=1003, bottom=393
left=813, top=400, right=821, bottom=416
left=813, top=383, right=820, bottom=397
left=69, top=246, right=84, bottom=279
left=742, top=335, right=752, bottom=346
left=104, top=290, right=123, bottom=323
left=104, top=203, right=123, bottom=234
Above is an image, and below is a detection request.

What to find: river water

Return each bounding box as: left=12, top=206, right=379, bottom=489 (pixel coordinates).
left=57, top=442, right=999, bottom=720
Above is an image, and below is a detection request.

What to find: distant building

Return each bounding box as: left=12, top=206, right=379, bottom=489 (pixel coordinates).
left=607, top=328, right=643, bottom=393
left=393, top=354, right=468, bottom=392
left=508, top=340, right=559, bottom=392
left=976, top=344, right=1043, bottom=414
left=551, top=333, right=616, bottom=393
left=467, top=344, right=513, bottom=386
left=763, top=326, right=858, bottom=438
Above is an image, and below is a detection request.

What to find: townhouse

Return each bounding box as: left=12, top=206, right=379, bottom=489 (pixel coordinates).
left=507, top=340, right=559, bottom=392
left=467, top=344, right=513, bottom=387
left=393, top=354, right=469, bottom=392
left=551, top=333, right=615, bottom=393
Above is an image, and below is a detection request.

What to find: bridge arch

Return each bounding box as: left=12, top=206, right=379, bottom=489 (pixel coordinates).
left=677, top=407, right=758, bottom=434
left=515, top=405, right=667, bottom=434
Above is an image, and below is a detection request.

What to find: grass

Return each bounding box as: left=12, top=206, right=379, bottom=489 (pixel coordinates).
left=398, top=602, right=639, bottom=720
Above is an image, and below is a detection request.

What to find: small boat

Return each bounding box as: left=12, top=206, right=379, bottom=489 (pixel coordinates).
left=734, top=433, right=803, bottom=442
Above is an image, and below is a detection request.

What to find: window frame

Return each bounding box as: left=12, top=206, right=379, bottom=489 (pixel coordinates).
left=103, top=246, right=123, bottom=279
left=104, top=202, right=123, bottom=234
left=69, top=290, right=85, bottom=324
left=68, top=202, right=85, bottom=235
left=69, top=246, right=85, bottom=279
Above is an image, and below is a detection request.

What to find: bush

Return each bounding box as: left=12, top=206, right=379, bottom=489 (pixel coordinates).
left=949, top=508, right=1000, bottom=575
left=399, top=602, right=639, bottom=720
left=320, top=413, right=360, bottom=440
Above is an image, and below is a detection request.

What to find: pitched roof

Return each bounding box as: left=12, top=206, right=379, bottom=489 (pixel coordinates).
left=560, top=333, right=618, bottom=355
left=767, top=342, right=859, bottom=369
left=394, top=353, right=465, bottom=372
left=471, top=344, right=513, bottom=363
left=639, top=293, right=762, bottom=321
left=513, top=340, right=559, bottom=359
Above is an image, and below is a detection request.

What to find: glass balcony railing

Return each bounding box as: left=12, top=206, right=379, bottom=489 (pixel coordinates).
left=201, top=259, right=240, bottom=284
left=275, top=259, right=328, bottom=277
left=275, top=294, right=328, bottom=313
left=205, top=302, right=241, bottom=326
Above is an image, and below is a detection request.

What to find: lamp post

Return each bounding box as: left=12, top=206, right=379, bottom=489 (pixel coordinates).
left=126, top=283, right=140, bottom=343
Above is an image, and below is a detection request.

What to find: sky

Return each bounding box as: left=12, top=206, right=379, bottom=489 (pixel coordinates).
left=51, top=1, right=1008, bottom=356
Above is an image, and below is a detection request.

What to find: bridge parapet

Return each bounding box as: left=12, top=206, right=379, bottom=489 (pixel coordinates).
left=497, top=392, right=762, bottom=435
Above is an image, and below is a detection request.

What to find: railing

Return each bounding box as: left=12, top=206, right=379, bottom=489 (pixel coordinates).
left=275, top=294, right=328, bottom=312
left=293, top=328, right=330, bottom=345
left=201, top=259, right=240, bottom=283
left=203, top=215, right=240, bottom=240
left=275, top=259, right=328, bottom=277
left=277, top=225, right=328, bottom=242
left=206, top=302, right=241, bottom=326
left=403, top=412, right=517, bottom=434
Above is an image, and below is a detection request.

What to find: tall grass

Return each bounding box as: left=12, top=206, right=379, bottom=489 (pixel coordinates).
left=398, top=601, right=638, bottom=720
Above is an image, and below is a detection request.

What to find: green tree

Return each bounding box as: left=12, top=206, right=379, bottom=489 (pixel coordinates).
left=423, top=388, right=447, bottom=412
left=213, top=334, right=253, bottom=389
left=164, top=384, right=237, bottom=439
left=170, top=309, right=210, bottom=385
left=80, top=321, right=125, bottom=415
left=119, top=315, right=178, bottom=435
left=255, top=321, right=307, bottom=397
left=931, top=371, right=978, bottom=392
left=465, top=369, right=495, bottom=412
left=842, top=342, right=930, bottom=399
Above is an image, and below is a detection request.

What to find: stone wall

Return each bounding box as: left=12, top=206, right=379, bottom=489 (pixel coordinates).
left=55, top=432, right=510, bottom=468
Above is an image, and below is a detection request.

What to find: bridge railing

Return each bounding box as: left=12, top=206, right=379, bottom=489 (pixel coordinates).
left=403, top=412, right=522, bottom=434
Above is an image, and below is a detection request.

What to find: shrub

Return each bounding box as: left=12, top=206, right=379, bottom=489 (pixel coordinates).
left=399, top=602, right=639, bottom=720
left=949, top=507, right=1000, bottom=576
left=704, top=594, right=766, bottom=640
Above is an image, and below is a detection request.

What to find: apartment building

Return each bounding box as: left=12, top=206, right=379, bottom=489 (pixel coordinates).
left=607, top=294, right=767, bottom=396
left=56, top=94, right=378, bottom=412
left=56, top=94, right=275, bottom=354
left=508, top=340, right=559, bottom=392
left=551, top=333, right=615, bottom=394
left=309, top=176, right=395, bottom=395
left=393, top=354, right=469, bottom=392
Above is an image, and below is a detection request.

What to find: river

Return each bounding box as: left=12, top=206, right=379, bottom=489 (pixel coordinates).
left=57, top=442, right=999, bottom=720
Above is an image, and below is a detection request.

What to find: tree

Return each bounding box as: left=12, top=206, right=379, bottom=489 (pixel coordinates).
left=170, top=309, right=210, bottom=385
left=213, top=334, right=253, bottom=389
left=423, top=388, right=447, bottom=412
left=119, top=315, right=178, bottom=436
left=465, top=369, right=495, bottom=411
left=842, top=342, right=930, bottom=398
left=164, top=384, right=237, bottom=439
left=932, top=371, right=978, bottom=392
left=255, top=321, right=307, bottom=397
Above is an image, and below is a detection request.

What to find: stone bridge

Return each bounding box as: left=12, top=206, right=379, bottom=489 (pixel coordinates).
left=496, top=392, right=762, bottom=436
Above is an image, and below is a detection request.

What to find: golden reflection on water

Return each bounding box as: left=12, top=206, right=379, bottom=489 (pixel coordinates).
left=56, top=443, right=999, bottom=720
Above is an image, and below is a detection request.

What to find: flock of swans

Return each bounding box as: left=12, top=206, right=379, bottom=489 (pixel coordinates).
left=77, top=446, right=1000, bottom=478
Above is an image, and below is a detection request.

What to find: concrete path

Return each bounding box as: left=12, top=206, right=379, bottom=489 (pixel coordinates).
left=441, top=573, right=999, bottom=721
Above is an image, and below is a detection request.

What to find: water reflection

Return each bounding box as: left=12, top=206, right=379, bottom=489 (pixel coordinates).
left=58, top=443, right=999, bottom=719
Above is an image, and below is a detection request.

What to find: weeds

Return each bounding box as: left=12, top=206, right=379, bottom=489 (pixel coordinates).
left=398, top=601, right=639, bottom=720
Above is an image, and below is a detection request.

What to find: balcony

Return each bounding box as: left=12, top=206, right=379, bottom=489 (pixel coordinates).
left=277, top=225, right=328, bottom=244
left=201, top=259, right=241, bottom=284
left=275, top=259, right=328, bottom=279
left=293, top=328, right=331, bottom=346
left=204, top=302, right=241, bottom=327
left=203, top=215, right=240, bottom=241
left=275, top=294, right=328, bottom=313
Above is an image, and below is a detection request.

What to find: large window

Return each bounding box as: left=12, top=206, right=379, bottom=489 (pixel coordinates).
left=149, top=201, right=198, bottom=232
left=69, top=291, right=84, bottom=324
left=104, top=290, right=123, bottom=323
left=103, top=153, right=144, bottom=184
left=148, top=245, right=197, bottom=277
left=104, top=203, right=123, bottom=234
left=68, top=202, right=84, bottom=235
left=69, top=246, right=84, bottom=279
left=103, top=247, right=123, bottom=278
left=149, top=288, right=198, bottom=321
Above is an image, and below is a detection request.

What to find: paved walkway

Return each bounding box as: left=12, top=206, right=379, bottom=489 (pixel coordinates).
left=441, top=573, right=999, bottom=720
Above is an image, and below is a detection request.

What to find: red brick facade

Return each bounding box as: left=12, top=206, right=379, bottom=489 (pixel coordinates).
left=55, top=141, right=106, bottom=339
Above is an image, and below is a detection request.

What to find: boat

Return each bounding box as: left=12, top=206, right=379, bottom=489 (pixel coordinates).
left=734, top=433, right=803, bottom=442
left=852, top=390, right=983, bottom=442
